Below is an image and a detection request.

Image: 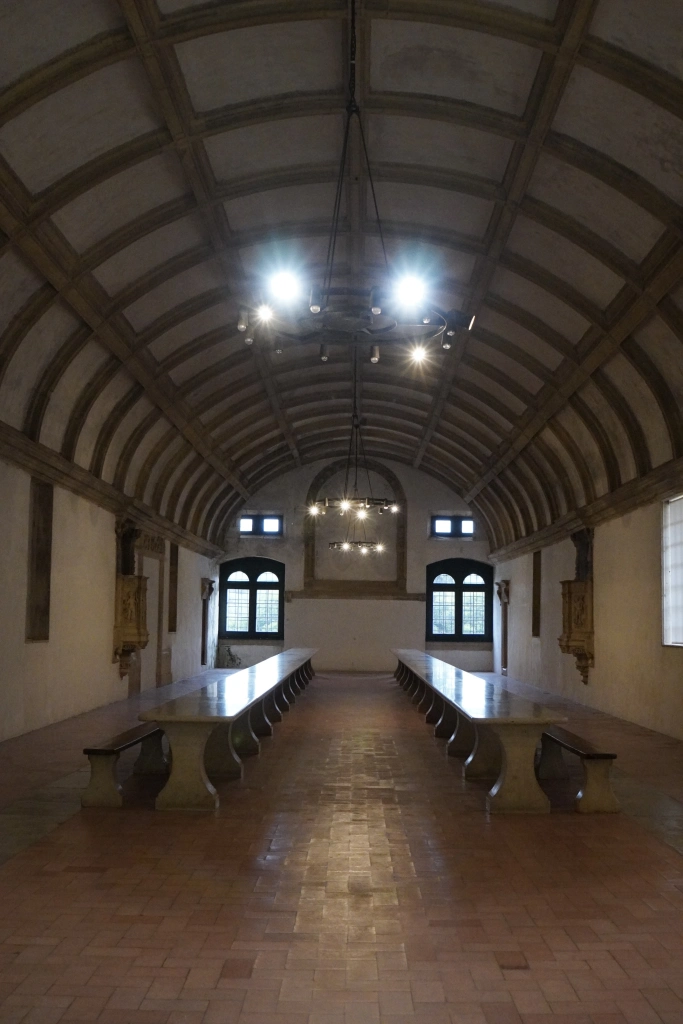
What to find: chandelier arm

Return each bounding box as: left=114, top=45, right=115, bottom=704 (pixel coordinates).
left=357, top=112, right=389, bottom=272
left=323, top=108, right=353, bottom=303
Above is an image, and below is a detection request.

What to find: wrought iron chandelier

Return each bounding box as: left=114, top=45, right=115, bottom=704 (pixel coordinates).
left=308, top=355, right=398, bottom=554
left=235, top=0, right=475, bottom=360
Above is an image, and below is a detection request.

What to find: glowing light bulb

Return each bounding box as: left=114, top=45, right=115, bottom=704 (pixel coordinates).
left=340, top=500, right=350, bottom=512
left=309, top=505, right=319, bottom=516
left=391, top=504, right=398, bottom=513
left=256, top=304, right=273, bottom=322
left=357, top=508, right=367, bottom=519
left=269, top=271, right=301, bottom=303
left=361, top=546, right=368, bottom=555
left=342, top=542, right=350, bottom=551
left=376, top=544, right=384, bottom=553
left=394, top=274, right=426, bottom=308
left=411, top=347, right=426, bottom=363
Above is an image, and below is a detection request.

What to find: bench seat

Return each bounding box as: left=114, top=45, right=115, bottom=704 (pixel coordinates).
left=538, top=725, right=620, bottom=813
left=81, top=723, right=167, bottom=808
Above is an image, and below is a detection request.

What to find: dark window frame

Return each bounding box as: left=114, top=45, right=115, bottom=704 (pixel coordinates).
left=219, top=556, right=285, bottom=641
left=238, top=513, right=284, bottom=537
left=430, top=515, right=476, bottom=538
left=426, top=558, right=493, bottom=642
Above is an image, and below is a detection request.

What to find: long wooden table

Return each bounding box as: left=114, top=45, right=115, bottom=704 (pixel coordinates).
left=392, top=649, right=566, bottom=813
left=140, top=648, right=316, bottom=809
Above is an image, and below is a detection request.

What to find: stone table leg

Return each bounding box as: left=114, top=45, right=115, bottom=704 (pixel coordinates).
left=134, top=732, right=168, bottom=775
left=284, top=675, right=297, bottom=704
left=464, top=725, right=501, bottom=779
left=418, top=685, right=433, bottom=714
left=81, top=753, right=122, bottom=808
left=231, top=710, right=260, bottom=757
left=448, top=714, right=476, bottom=760
left=249, top=699, right=273, bottom=738
left=425, top=693, right=443, bottom=725
left=486, top=724, right=550, bottom=814
left=536, top=733, right=569, bottom=780
left=204, top=723, right=242, bottom=781
left=155, top=722, right=219, bottom=810
left=263, top=689, right=282, bottom=724
left=411, top=678, right=426, bottom=706
left=276, top=682, right=290, bottom=713
left=434, top=702, right=458, bottom=739
left=576, top=759, right=620, bottom=813
left=289, top=671, right=303, bottom=695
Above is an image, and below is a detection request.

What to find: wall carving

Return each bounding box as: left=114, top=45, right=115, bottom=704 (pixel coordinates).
left=558, top=529, right=594, bottom=685
left=114, top=518, right=149, bottom=678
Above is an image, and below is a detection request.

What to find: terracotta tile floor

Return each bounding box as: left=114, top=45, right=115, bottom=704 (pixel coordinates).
left=1, top=671, right=683, bottom=1024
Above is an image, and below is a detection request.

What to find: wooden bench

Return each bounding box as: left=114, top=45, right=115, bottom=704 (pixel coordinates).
left=392, top=649, right=566, bottom=813
left=81, top=723, right=167, bottom=808
left=140, top=648, right=317, bottom=810
left=537, top=725, right=620, bottom=813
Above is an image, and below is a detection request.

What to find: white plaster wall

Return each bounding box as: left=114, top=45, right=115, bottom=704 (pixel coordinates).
left=0, top=457, right=125, bottom=741
left=222, top=459, right=493, bottom=672
left=0, top=458, right=218, bottom=741
left=496, top=500, right=683, bottom=740
left=169, top=543, right=217, bottom=682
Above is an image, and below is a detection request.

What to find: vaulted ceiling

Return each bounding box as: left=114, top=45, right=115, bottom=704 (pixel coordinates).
left=0, top=0, right=682, bottom=556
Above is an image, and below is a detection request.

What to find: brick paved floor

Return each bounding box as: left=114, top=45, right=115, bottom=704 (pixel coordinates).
left=1, top=671, right=683, bottom=1024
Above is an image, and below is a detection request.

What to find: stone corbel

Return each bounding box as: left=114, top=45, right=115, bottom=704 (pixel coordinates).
left=559, top=529, right=594, bottom=685
left=201, top=578, right=215, bottom=601
left=495, top=579, right=510, bottom=605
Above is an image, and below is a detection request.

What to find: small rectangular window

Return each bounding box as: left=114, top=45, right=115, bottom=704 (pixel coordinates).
left=239, top=514, right=283, bottom=536
left=532, top=550, right=541, bottom=638
left=663, top=496, right=683, bottom=645
left=430, top=515, right=475, bottom=538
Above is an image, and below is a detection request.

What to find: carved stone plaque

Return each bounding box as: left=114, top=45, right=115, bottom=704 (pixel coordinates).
left=114, top=573, right=149, bottom=678
left=559, top=579, right=594, bottom=685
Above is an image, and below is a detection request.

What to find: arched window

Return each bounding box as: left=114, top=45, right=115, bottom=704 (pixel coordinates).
left=219, top=558, right=285, bottom=640
left=426, top=559, right=493, bottom=642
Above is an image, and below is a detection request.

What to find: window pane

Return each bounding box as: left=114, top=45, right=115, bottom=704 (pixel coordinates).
left=433, top=573, right=455, bottom=584
left=239, top=517, right=253, bottom=532
left=255, top=589, right=279, bottom=632
left=432, top=592, right=455, bottom=635
left=462, top=591, right=486, bottom=635
left=227, top=570, right=249, bottom=581
left=226, top=588, right=249, bottom=631
left=461, top=519, right=474, bottom=534
left=434, top=519, right=452, bottom=534
left=257, top=571, right=279, bottom=582
left=262, top=517, right=280, bottom=533
left=663, top=496, right=683, bottom=644
left=463, top=573, right=485, bottom=584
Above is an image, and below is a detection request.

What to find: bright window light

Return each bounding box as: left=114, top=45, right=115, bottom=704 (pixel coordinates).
left=461, top=519, right=474, bottom=534
left=434, top=519, right=452, bottom=534
left=663, top=495, right=683, bottom=644
left=263, top=518, right=280, bottom=533
left=394, top=274, right=426, bottom=308
left=239, top=517, right=253, bottom=533
left=268, top=271, right=301, bottom=303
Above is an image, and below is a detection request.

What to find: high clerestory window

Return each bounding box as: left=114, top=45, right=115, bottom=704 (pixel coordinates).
left=426, top=558, right=493, bottom=642
left=219, top=557, right=285, bottom=640
left=663, top=495, right=683, bottom=645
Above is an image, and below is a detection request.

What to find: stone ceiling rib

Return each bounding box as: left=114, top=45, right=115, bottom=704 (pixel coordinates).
left=413, top=0, right=600, bottom=474
left=0, top=187, right=250, bottom=499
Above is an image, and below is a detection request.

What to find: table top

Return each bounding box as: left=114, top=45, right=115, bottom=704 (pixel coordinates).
left=140, top=648, right=317, bottom=724
left=393, top=649, right=566, bottom=726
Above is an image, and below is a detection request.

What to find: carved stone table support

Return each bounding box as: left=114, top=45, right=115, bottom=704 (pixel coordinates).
left=486, top=724, right=550, bottom=814
left=231, top=710, right=261, bottom=756
left=155, top=722, right=219, bottom=810
left=434, top=702, right=458, bottom=738
left=250, top=699, right=273, bottom=737
left=204, top=723, right=243, bottom=781
left=81, top=753, right=122, bottom=808
left=464, top=724, right=501, bottom=779
left=448, top=714, right=476, bottom=759
left=425, top=693, right=444, bottom=725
